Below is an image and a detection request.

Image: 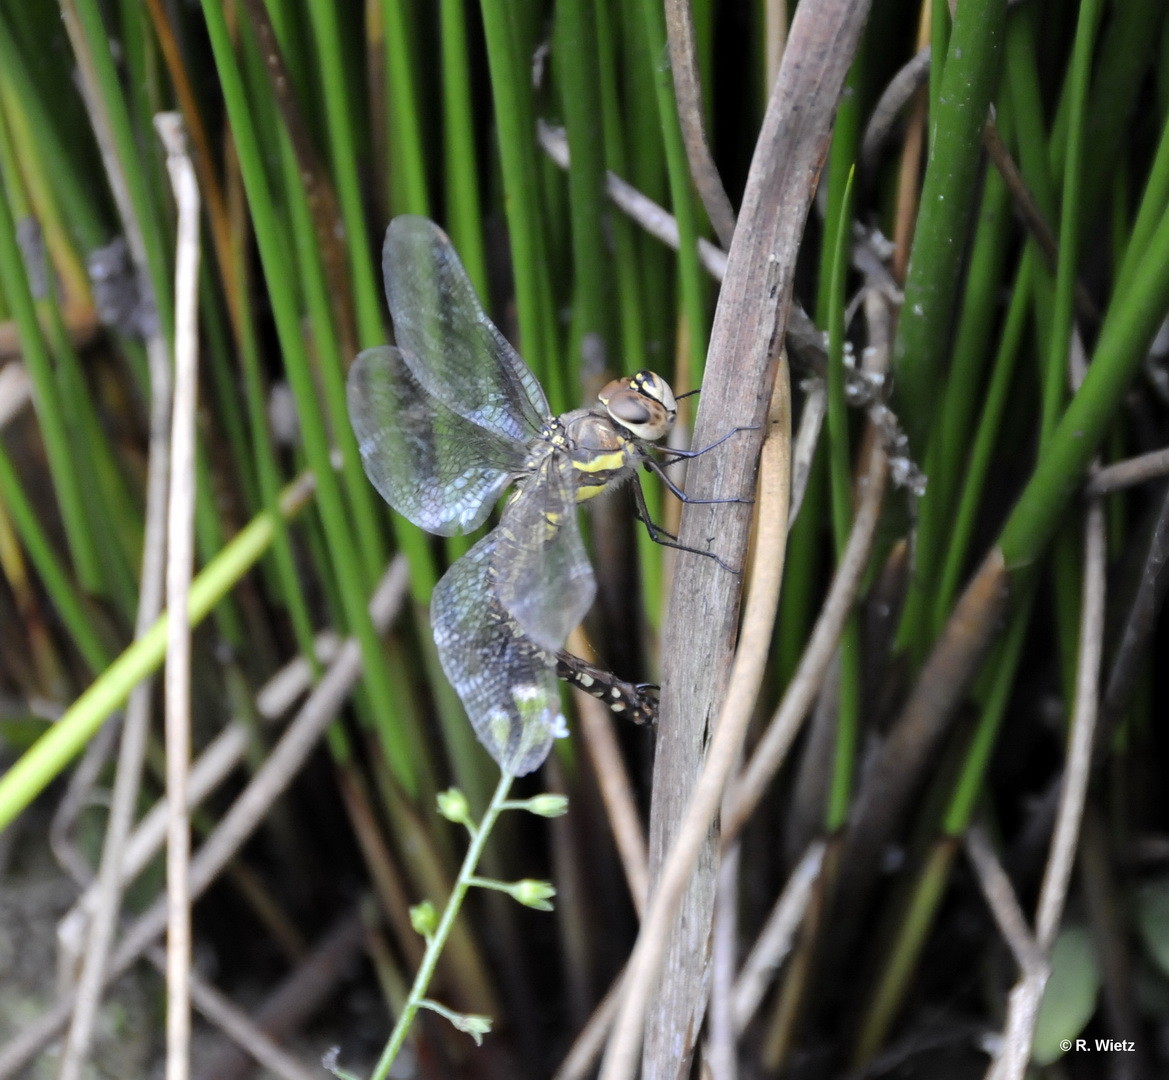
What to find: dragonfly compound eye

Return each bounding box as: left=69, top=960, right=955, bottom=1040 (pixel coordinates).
left=630, top=370, right=678, bottom=415
left=599, top=372, right=677, bottom=442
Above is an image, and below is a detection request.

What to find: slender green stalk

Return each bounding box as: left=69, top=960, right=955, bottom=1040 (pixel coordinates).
left=852, top=837, right=955, bottom=1063
left=999, top=192, right=1169, bottom=568
left=933, top=253, right=1032, bottom=630
left=478, top=0, right=559, bottom=394
left=61, top=0, right=174, bottom=335
left=1114, top=99, right=1169, bottom=300
left=619, top=0, right=671, bottom=367
left=928, top=0, right=950, bottom=127
left=901, top=127, right=1011, bottom=655
left=439, top=0, right=487, bottom=296
left=379, top=0, right=430, bottom=218
left=0, top=445, right=110, bottom=673
left=201, top=0, right=417, bottom=794
left=368, top=773, right=513, bottom=1080
left=853, top=586, right=1037, bottom=1058
left=824, top=170, right=859, bottom=830
left=0, top=9, right=105, bottom=251
left=277, top=129, right=384, bottom=589
left=306, top=0, right=383, bottom=348
left=637, top=0, right=707, bottom=389
left=892, top=0, right=1007, bottom=455
left=942, top=591, right=1035, bottom=833
left=0, top=157, right=101, bottom=588
left=228, top=224, right=322, bottom=676
left=1042, top=0, right=1103, bottom=441
left=555, top=0, right=609, bottom=364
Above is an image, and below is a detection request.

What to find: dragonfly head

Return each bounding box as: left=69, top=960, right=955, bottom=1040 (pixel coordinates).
left=598, top=370, right=677, bottom=442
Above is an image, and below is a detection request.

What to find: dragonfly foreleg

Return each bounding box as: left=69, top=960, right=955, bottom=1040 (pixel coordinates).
left=655, top=423, right=759, bottom=465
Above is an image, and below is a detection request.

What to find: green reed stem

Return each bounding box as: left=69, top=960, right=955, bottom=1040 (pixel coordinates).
left=201, top=0, right=417, bottom=794
left=637, top=0, right=707, bottom=389
left=824, top=169, right=859, bottom=830
left=893, top=0, right=1006, bottom=456
left=0, top=164, right=101, bottom=589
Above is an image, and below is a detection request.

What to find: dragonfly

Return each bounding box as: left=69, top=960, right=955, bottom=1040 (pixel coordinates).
left=348, top=216, right=744, bottom=776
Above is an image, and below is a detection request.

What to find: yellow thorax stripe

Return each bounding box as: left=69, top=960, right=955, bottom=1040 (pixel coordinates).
left=571, top=449, right=628, bottom=474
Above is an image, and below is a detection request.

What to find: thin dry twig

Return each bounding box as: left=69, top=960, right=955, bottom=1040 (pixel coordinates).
left=61, top=720, right=257, bottom=942
left=0, top=560, right=409, bottom=1079
left=256, top=631, right=343, bottom=717
left=834, top=547, right=1011, bottom=925
left=764, top=0, right=789, bottom=94
left=157, top=112, right=201, bottom=1080
left=553, top=969, right=626, bottom=1080
left=142, top=0, right=240, bottom=338
left=55, top=169, right=175, bottom=1080
left=860, top=45, right=931, bottom=175
left=664, top=0, right=737, bottom=248
left=538, top=121, right=729, bottom=280
left=1098, top=482, right=1169, bottom=749
left=981, top=122, right=1098, bottom=325
left=787, top=380, right=826, bottom=527
left=145, top=949, right=321, bottom=1080
left=706, top=832, right=741, bottom=1080
left=50, top=720, right=118, bottom=885
left=572, top=675, right=649, bottom=917
left=722, top=442, right=887, bottom=841
left=1035, top=504, right=1108, bottom=950
left=58, top=0, right=155, bottom=299
left=1086, top=446, right=1169, bottom=496
left=889, top=11, right=929, bottom=282
left=984, top=498, right=1107, bottom=1080
left=732, top=840, right=826, bottom=1033
left=54, top=6, right=177, bottom=1076
left=966, top=825, right=1043, bottom=976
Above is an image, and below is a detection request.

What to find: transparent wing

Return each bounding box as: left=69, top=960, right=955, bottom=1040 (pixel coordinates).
left=431, top=532, right=566, bottom=776
left=492, top=452, right=597, bottom=653
left=348, top=346, right=529, bottom=535
left=383, top=216, right=549, bottom=443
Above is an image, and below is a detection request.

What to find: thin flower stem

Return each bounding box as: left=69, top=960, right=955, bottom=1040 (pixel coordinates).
left=367, top=772, right=513, bottom=1080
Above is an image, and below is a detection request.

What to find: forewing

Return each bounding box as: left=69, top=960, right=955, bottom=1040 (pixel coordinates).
left=492, top=453, right=596, bottom=653
left=348, top=346, right=528, bottom=535
left=383, top=216, right=549, bottom=442
left=431, top=532, right=566, bottom=776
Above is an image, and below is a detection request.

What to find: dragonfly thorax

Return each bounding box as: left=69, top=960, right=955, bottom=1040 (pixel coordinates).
left=528, top=409, right=643, bottom=504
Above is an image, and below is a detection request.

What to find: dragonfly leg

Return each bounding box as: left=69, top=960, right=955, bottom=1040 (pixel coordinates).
left=656, top=423, right=760, bottom=464
left=630, top=478, right=742, bottom=575
left=643, top=456, right=755, bottom=507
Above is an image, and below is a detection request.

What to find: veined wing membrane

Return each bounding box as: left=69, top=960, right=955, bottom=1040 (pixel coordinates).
left=348, top=346, right=528, bottom=535
left=431, top=531, right=565, bottom=776
left=383, top=216, right=549, bottom=443
left=492, top=453, right=596, bottom=653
